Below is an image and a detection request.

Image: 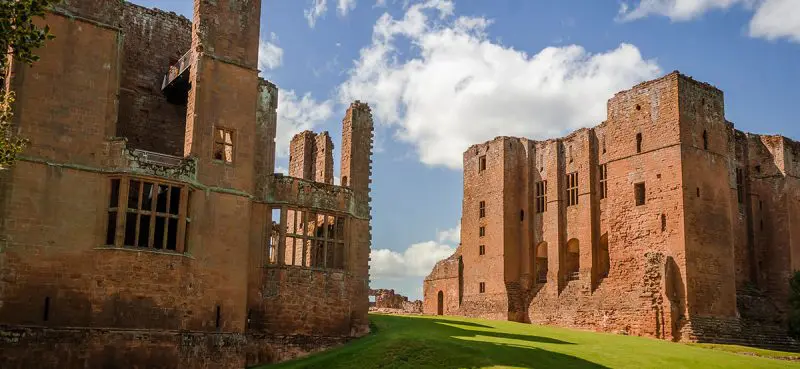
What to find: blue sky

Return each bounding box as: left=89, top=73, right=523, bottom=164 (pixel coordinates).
left=132, top=0, right=800, bottom=300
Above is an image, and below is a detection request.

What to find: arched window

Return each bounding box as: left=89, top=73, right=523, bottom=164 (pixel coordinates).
left=598, top=233, right=609, bottom=278
left=535, top=242, right=548, bottom=283
left=566, top=239, right=580, bottom=280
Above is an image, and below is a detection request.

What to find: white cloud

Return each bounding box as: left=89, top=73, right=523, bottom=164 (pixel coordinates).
left=258, top=32, right=283, bottom=72
left=304, top=0, right=328, bottom=28
left=370, top=241, right=455, bottom=279
left=749, top=0, right=800, bottom=42
left=275, top=166, right=289, bottom=175
left=276, top=90, right=334, bottom=157
left=618, top=0, right=800, bottom=43
left=617, top=0, right=749, bottom=22
left=338, top=0, right=357, bottom=16
left=436, top=223, right=460, bottom=244
left=339, top=0, right=661, bottom=169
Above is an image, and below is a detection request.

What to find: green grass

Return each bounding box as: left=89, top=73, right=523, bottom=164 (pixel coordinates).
left=259, top=313, right=800, bottom=369
left=688, top=343, right=800, bottom=360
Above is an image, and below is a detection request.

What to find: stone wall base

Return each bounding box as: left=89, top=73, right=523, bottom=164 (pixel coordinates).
left=682, top=316, right=800, bottom=353
left=0, top=325, right=352, bottom=368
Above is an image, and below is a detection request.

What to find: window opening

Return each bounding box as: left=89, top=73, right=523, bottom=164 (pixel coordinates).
left=636, top=133, right=642, bottom=153
left=478, top=155, right=487, bottom=172
left=479, top=201, right=486, bottom=218
left=213, top=127, right=235, bottom=163
left=566, top=172, right=578, bottom=206
left=599, top=164, right=608, bottom=199
left=535, top=181, right=547, bottom=213
left=479, top=245, right=485, bottom=255
left=635, top=182, right=646, bottom=206
left=479, top=226, right=485, bottom=237
left=479, top=282, right=486, bottom=293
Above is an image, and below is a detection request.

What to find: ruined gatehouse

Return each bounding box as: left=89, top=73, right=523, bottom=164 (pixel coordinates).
left=0, top=1, right=373, bottom=367
left=424, top=71, right=800, bottom=351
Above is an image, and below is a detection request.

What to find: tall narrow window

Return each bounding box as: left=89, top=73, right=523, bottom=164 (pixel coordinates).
left=106, top=177, right=191, bottom=253
left=703, top=130, right=709, bottom=150
left=566, top=172, right=578, bottom=206
left=636, top=133, right=642, bottom=153
left=601, top=137, right=607, bottom=154
left=479, top=201, right=486, bottom=218
left=479, top=245, right=486, bottom=255
left=478, top=155, right=487, bottom=172
left=569, top=146, right=574, bottom=163
left=479, top=226, right=486, bottom=237
left=535, top=180, right=547, bottom=213
left=635, top=182, right=646, bottom=206
left=479, top=282, right=486, bottom=293
left=213, top=127, right=235, bottom=163
left=599, top=164, right=608, bottom=199
left=736, top=168, right=744, bottom=204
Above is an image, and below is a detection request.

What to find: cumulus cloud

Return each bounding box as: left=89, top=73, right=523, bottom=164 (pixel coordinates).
left=276, top=90, right=334, bottom=157
left=258, top=32, right=283, bottom=72
left=618, top=0, right=800, bottom=43
left=370, top=241, right=456, bottom=279
left=304, top=0, right=328, bottom=28
left=436, top=223, right=461, bottom=244
left=275, top=166, right=289, bottom=175
left=338, top=0, right=357, bottom=16
left=749, top=0, right=800, bottom=42
left=339, top=0, right=661, bottom=169
left=617, top=0, right=749, bottom=21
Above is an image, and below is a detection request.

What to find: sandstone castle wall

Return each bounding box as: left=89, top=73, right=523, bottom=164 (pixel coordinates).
left=0, top=1, right=374, bottom=367
left=424, top=71, right=800, bottom=351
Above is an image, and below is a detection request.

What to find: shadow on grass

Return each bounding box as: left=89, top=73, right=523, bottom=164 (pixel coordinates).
left=263, top=314, right=610, bottom=369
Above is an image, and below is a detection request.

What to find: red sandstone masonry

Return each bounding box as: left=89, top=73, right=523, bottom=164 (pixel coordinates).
left=0, top=1, right=374, bottom=367
left=424, top=71, right=800, bottom=352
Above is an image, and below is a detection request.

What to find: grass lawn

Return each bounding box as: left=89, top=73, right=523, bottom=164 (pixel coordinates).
left=260, top=313, right=800, bottom=369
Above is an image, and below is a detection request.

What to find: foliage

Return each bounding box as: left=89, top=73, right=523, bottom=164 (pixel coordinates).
left=789, top=271, right=800, bottom=339
left=0, top=0, right=58, bottom=169
left=262, top=314, right=799, bottom=369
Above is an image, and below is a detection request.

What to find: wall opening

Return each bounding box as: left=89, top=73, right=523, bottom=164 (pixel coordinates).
left=661, top=214, right=667, bottom=232
left=215, top=305, right=221, bottom=329
left=636, top=133, right=642, bottom=153
left=437, top=291, right=444, bottom=315
left=342, top=176, right=348, bottom=187
left=479, top=201, right=486, bottom=218
left=520, top=209, right=525, bottom=221
left=479, top=226, right=485, bottom=237
left=598, top=233, right=609, bottom=279
left=273, top=207, right=347, bottom=269
left=535, top=181, right=547, bottom=213
left=43, top=297, right=50, bottom=322
left=479, top=282, right=486, bottom=293
left=566, top=238, right=580, bottom=281
left=599, top=164, right=608, bottom=199
left=479, top=245, right=485, bottom=255
left=536, top=242, right=548, bottom=283
left=702, top=130, right=709, bottom=150
left=635, top=182, right=646, bottom=206
left=478, top=155, right=487, bottom=172
left=566, top=172, right=578, bottom=206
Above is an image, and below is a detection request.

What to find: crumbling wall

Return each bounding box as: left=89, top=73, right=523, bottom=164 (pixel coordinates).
left=116, top=3, right=192, bottom=156
left=369, top=289, right=422, bottom=313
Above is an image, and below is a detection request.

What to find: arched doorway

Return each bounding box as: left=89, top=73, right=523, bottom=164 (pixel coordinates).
left=437, top=291, right=444, bottom=315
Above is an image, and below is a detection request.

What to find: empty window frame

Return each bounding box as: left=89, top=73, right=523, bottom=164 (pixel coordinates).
left=635, top=182, right=646, bottom=206
left=566, top=172, right=578, bottom=207
left=703, top=130, right=709, bottom=150
left=280, top=208, right=347, bottom=270
left=106, top=177, right=191, bottom=252
left=478, top=155, right=487, bottom=172
left=599, top=164, right=608, bottom=199
left=479, top=282, right=486, bottom=293
left=479, top=245, right=486, bottom=255
left=736, top=168, right=745, bottom=204
left=213, top=127, right=235, bottom=163
left=479, top=226, right=486, bottom=237
left=535, top=181, right=547, bottom=213
left=479, top=201, right=486, bottom=218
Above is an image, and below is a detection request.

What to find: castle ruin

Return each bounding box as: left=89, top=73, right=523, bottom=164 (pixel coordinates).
left=424, top=72, right=800, bottom=351
left=0, top=1, right=373, bottom=367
